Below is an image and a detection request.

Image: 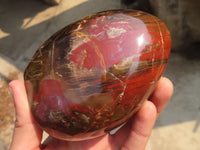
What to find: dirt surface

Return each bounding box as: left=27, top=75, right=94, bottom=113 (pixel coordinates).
left=0, top=0, right=200, bottom=149
left=0, top=71, right=22, bottom=149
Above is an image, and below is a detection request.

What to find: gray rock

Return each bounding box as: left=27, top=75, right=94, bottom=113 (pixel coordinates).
left=121, top=0, right=153, bottom=13
left=149, top=0, right=200, bottom=51
left=122, top=0, right=200, bottom=51
left=43, top=0, right=61, bottom=6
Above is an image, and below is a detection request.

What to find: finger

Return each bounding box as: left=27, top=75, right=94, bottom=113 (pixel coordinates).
left=9, top=80, right=43, bottom=150
left=149, top=77, right=173, bottom=116
left=42, top=134, right=116, bottom=150
left=119, top=101, right=157, bottom=150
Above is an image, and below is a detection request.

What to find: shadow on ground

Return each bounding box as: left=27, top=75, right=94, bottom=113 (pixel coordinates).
left=0, top=0, right=121, bottom=70
left=0, top=0, right=200, bottom=149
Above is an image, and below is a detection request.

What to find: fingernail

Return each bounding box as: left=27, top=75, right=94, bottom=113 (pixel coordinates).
left=8, top=86, right=14, bottom=99
left=8, top=81, right=16, bottom=103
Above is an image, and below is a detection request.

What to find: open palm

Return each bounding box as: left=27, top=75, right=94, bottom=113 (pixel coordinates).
left=9, top=77, right=173, bottom=150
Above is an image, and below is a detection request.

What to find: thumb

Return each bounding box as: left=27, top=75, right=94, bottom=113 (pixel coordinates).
left=9, top=80, right=43, bottom=150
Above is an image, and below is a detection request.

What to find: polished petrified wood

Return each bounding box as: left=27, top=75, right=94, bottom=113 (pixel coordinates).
left=24, top=9, right=171, bottom=141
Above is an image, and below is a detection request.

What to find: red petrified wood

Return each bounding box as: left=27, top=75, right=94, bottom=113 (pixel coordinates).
left=24, top=9, right=171, bottom=141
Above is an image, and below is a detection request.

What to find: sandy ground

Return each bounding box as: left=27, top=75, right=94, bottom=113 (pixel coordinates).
left=0, top=0, right=199, bottom=149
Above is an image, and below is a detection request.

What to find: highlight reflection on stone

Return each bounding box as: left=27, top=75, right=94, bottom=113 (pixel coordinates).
left=24, top=9, right=171, bottom=141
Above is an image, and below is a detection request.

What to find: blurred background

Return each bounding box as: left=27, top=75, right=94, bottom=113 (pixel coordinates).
left=0, top=0, right=199, bottom=149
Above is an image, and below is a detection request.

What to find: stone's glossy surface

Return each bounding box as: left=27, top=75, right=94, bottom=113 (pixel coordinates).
left=24, top=9, right=171, bottom=141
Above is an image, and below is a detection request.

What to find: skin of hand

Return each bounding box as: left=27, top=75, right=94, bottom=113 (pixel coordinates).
left=9, top=77, right=173, bottom=150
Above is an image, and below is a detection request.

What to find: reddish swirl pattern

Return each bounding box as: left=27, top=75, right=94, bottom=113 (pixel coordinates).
left=24, top=9, right=171, bottom=141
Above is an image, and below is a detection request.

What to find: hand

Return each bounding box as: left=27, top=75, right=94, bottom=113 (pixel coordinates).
left=9, top=77, right=173, bottom=150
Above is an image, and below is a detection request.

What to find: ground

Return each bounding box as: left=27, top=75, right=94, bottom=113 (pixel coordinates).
left=0, top=0, right=199, bottom=149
